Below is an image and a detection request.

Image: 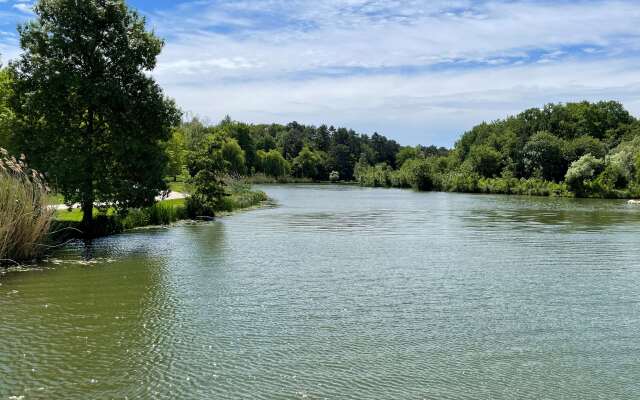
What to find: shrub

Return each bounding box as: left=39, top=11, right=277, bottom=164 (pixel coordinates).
left=0, top=148, right=54, bottom=264
left=467, top=144, right=503, bottom=177
left=565, top=154, right=604, bottom=196
left=329, top=171, right=340, bottom=182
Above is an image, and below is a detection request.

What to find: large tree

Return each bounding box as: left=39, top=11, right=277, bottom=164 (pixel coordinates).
left=10, top=0, right=180, bottom=229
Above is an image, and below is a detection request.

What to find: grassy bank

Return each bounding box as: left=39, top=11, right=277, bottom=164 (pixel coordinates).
left=51, top=182, right=267, bottom=241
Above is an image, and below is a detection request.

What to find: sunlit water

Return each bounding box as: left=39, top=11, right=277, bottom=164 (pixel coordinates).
left=2, top=185, right=640, bottom=399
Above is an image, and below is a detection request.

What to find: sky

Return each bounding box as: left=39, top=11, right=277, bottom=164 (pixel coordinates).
left=1, top=1, right=640, bottom=147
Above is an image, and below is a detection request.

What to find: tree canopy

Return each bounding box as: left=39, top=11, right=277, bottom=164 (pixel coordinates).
left=10, top=0, right=180, bottom=228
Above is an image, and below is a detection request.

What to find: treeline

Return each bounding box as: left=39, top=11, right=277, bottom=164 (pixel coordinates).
left=167, top=116, right=449, bottom=182
left=355, top=101, right=640, bottom=198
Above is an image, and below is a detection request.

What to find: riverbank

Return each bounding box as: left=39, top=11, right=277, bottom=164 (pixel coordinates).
left=51, top=186, right=268, bottom=241
left=33, top=185, right=268, bottom=263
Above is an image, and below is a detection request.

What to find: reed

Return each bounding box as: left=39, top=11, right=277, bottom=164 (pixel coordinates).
left=0, top=148, right=54, bottom=265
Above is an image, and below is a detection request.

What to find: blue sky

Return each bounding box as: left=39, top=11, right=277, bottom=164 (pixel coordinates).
left=1, top=0, right=640, bottom=146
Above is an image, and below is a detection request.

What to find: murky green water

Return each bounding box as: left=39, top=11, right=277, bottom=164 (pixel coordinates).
left=2, top=185, right=640, bottom=399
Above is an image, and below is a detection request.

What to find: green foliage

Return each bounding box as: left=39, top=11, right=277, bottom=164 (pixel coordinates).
left=564, top=136, right=606, bottom=163
left=565, top=154, right=604, bottom=196
left=216, top=179, right=267, bottom=212
left=186, top=140, right=227, bottom=217
left=221, top=138, right=246, bottom=175
left=396, top=147, right=419, bottom=167
left=259, top=149, right=291, bottom=177
left=466, top=144, right=503, bottom=178
left=0, top=67, right=14, bottom=150
left=522, top=131, right=567, bottom=181
left=292, top=146, right=327, bottom=180
left=351, top=101, right=637, bottom=199
left=10, top=0, right=181, bottom=228
left=166, top=128, right=187, bottom=180
left=355, top=163, right=393, bottom=187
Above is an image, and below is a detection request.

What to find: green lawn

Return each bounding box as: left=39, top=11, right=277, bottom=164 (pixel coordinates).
left=54, top=198, right=186, bottom=222
left=167, top=180, right=193, bottom=194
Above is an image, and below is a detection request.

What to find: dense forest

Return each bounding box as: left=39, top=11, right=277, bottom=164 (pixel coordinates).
left=166, top=116, right=449, bottom=183
left=163, top=101, right=640, bottom=198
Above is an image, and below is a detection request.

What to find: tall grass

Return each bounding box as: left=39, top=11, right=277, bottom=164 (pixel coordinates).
left=0, top=148, right=54, bottom=264
left=215, top=176, right=268, bottom=212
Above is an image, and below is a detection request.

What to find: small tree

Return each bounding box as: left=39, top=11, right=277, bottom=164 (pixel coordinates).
left=565, top=154, right=604, bottom=196
left=262, top=150, right=290, bottom=178
left=467, top=144, right=503, bottom=178
left=221, top=138, right=246, bottom=176
left=0, top=66, right=14, bottom=149
left=186, top=140, right=227, bottom=217
left=523, top=131, right=567, bottom=181
left=292, top=146, right=324, bottom=179
left=166, top=129, right=187, bottom=181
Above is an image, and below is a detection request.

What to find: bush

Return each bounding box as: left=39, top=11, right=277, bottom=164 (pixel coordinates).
left=467, top=144, right=503, bottom=177
left=0, top=148, right=54, bottom=264
left=329, top=171, right=340, bottom=182
left=565, top=154, right=604, bottom=196
left=523, top=131, right=567, bottom=181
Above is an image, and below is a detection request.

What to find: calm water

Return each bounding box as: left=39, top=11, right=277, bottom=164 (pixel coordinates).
left=2, top=185, right=640, bottom=399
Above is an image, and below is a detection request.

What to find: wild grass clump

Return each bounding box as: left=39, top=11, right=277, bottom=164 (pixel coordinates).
left=120, top=200, right=187, bottom=230
left=0, top=148, right=54, bottom=264
left=216, top=177, right=268, bottom=212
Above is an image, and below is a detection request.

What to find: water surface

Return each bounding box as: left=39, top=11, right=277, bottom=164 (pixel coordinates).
left=2, top=185, right=640, bottom=399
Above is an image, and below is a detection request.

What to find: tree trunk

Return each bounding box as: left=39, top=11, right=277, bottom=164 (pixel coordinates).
left=81, top=108, right=95, bottom=234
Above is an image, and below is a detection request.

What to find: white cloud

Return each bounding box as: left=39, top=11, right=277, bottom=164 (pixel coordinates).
left=155, top=56, right=640, bottom=146
left=2, top=0, right=640, bottom=145
left=12, top=1, right=33, bottom=14
left=147, top=0, right=640, bottom=145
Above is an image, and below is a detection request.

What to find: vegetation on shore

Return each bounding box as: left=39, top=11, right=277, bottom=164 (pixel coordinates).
left=0, top=0, right=266, bottom=264
left=0, top=148, right=54, bottom=264
left=355, top=101, right=640, bottom=198
left=163, top=101, right=640, bottom=199
left=52, top=177, right=267, bottom=241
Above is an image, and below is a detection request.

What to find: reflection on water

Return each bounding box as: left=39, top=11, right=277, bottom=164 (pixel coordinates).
left=1, top=185, right=640, bottom=399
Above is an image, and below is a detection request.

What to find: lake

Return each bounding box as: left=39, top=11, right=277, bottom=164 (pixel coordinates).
left=2, top=185, right=640, bottom=399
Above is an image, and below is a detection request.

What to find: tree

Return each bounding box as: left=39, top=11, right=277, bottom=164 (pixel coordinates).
left=10, top=0, right=180, bottom=229
left=166, top=129, right=186, bottom=181
left=179, top=117, right=210, bottom=152
left=522, top=131, right=567, bottom=181
left=467, top=144, right=503, bottom=178
left=221, top=138, right=246, bottom=175
left=565, top=154, right=604, bottom=196
left=328, top=143, right=353, bottom=180
left=186, top=139, right=227, bottom=217
left=0, top=66, right=13, bottom=150
left=261, top=149, right=290, bottom=177
left=292, top=146, right=324, bottom=180
left=396, top=146, right=419, bottom=167
left=229, top=123, right=256, bottom=172
left=564, top=136, right=606, bottom=163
